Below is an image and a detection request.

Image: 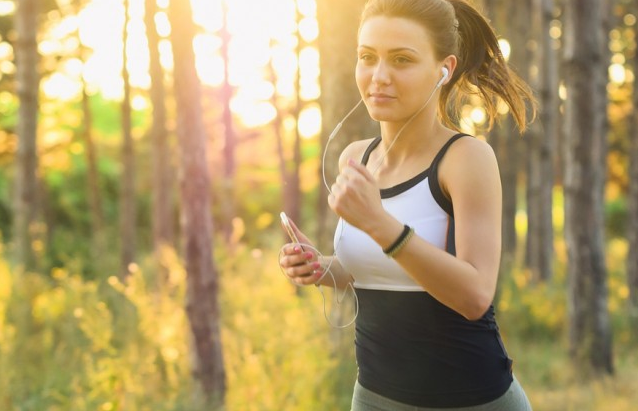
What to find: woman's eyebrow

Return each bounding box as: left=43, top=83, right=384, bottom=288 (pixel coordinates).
left=358, top=45, right=419, bottom=54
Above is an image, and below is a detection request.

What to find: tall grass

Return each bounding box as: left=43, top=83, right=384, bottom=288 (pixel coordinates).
left=0, top=233, right=636, bottom=410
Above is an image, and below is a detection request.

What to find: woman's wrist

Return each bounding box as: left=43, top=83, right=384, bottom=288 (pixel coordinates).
left=366, top=215, right=406, bottom=252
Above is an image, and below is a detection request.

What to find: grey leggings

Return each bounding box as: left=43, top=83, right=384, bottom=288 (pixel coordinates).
left=351, top=377, right=532, bottom=411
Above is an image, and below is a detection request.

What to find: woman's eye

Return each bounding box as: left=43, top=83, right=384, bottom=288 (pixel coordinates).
left=394, top=56, right=410, bottom=64
left=359, top=54, right=375, bottom=63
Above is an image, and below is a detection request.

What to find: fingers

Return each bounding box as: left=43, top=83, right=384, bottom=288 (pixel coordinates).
left=279, top=244, right=323, bottom=285
left=346, top=158, right=375, bottom=183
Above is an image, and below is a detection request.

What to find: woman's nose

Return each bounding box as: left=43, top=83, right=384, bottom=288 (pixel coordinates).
left=371, top=61, right=391, bottom=85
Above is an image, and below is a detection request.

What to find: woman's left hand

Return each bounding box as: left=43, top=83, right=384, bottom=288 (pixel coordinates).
left=328, top=159, right=384, bottom=232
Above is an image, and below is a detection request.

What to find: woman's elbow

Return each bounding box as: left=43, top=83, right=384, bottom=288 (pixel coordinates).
left=461, top=291, right=494, bottom=321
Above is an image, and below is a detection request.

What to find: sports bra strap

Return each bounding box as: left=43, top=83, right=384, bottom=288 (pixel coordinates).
left=361, top=137, right=382, bottom=165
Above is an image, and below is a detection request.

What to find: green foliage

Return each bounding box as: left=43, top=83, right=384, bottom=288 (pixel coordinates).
left=605, top=197, right=628, bottom=239
left=0, top=227, right=637, bottom=411
left=0, top=246, right=198, bottom=410
left=0, top=237, right=356, bottom=410
left=218, top=240, right=354, bottom=410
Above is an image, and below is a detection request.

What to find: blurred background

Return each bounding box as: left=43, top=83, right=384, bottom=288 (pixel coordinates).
left=0, top=0, right=637, bottom=409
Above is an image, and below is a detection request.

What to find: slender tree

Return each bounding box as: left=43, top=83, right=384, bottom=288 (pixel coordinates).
left=628, top=2, right=638, bottom=331
left=485, top=0, right=523, bottom=266
left=562, top=0, right=613, bottom=375
left=219, top=1, right=236, bottom=241
left=144, top=0, right=174, bottom=263
left=285, top=2, right=305, bottom=226
left=315, top=0, right=377, bottom=250
left=315, top=1, right=374, bottom=405
left=120, top=0, right=136, bottom=277
left=74, top=0, right=106, bottom=263
left=168, top=0, right=226, bottom=404
left=527, top=0, right=557, bottom=281
left=13, top=0, right=41, bottom=271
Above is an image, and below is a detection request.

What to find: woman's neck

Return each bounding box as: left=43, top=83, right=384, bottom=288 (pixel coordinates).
left=376, top=114, right=447, bottom=166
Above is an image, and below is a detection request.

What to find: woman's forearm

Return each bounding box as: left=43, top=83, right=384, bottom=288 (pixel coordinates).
left=318, top=256, right=354, bottom=289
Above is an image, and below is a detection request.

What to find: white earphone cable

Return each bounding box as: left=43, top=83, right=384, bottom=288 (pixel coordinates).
left=288, top=69, right=447, bottom=328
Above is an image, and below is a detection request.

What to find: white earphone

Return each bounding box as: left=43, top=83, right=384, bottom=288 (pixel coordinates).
left=436, top=67, right=449, bottom=88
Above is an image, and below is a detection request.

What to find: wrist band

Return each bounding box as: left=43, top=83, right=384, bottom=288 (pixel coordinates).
left=383, top=224, right=415, bottom=258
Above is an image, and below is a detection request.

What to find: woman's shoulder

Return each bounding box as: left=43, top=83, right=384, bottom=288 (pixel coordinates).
left=438, top=135, right=500, bottom=194
left=338, top=137, right=379, bottom=170
left=446, top=135, right=497, bottom=165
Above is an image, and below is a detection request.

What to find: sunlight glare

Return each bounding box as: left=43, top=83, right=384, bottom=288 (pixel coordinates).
left=50, top=15, right=78, bottom=39
left=470, top=107, right=486, bottom=125
left=78, top=0, right=123, bottom=50
left=498, top=39, right=511, bottom=61
left=298, top=105, right=321, bottom=138
left=132, top=95, right=148, bottom=111
left=194, top=33, right=224, bottom=86
left=197, top=55, right=225, bottom=87
left=0, top=42, right=12, bottom=60
left=154, top=11, right=171, bottom=37
left=297, top=0, right=317, bottom=17
left=298, top=17, right=319, bottom=42
left=234, top=80, right=275, bottom=103
left=41, top=0, right=322, bottom=126
left=609, top=63, right=626, bottom=84
left=262, top=0, right=297, bottom=39
left=42, top=73, right=82, bottom=101
left=159, top=39, right=174, bottom=70
left=192, top=0, right=223, bottom=32
left=231, top=99, right=277, bottom=127
left=0, top=0, right=15, bottom=16
left=270, top=45, right=298, bottom=97
left=549, top=20, right=562, bottom=39
left=299, top=46, right=320, bottom=100
left=38, top=39, right=62, bottom=56
left=64, top=58, right=84, bottom=77
left=0, top=60, right=14, bottom=75
left=227, top=36, right=271, bottom=86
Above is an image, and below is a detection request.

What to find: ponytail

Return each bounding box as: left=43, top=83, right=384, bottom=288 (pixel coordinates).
left=442, top=0, right=536, bottom=133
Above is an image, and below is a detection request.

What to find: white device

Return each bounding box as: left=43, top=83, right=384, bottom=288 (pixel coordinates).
left=280, top=211, right=301, bottom=245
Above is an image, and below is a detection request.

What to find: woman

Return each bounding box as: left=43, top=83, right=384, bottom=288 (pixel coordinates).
left=279, top=0, right=535, bottom=409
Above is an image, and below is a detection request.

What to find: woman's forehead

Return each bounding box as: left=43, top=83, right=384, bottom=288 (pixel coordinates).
left=358, top=16, right=434, bottom=52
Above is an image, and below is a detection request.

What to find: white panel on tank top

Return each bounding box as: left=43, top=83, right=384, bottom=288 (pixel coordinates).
left=334, top=176, right=449, bottom=292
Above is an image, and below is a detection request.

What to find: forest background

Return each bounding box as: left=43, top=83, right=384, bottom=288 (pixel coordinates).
left=1, top=0, right=638, bottom=410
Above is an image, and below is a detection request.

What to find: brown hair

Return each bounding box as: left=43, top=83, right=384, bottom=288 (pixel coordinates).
left=359, top=0, right=536, bottom=132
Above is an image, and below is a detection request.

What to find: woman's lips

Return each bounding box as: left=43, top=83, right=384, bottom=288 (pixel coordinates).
left=368, top=92, right=396, bottom=103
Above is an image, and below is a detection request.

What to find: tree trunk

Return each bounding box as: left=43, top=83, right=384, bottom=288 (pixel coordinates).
left=81, top=81, right=106, bottom=259
left=316, top=0, right=377, bottom=251
left=562, top=0, right=613, bottom=376
left=120, top=0, right=136, bottom=277
left=13, top=0, right=41, bottom=272
left=527, top=0, right=557, bottom=281
left=75, top=0, right=105, bottom=264
left=286, top=3, right=304, bottom=226
left=220, top=2, right=236, bottom=242
left=168, top=0, right=226, bottom=404
left=486, top=0, right=522, bottom=266
left=627, top=0, right=638, bottom=334
left=145, top=0, right=174, bottom=265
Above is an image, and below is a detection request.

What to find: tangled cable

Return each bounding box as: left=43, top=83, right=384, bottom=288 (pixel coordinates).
left=278, top=232, right=359, bottom=328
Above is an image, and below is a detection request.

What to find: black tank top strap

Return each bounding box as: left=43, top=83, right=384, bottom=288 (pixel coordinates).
left=361, top=136, right=382, bottom=165
left=428, top=133, right=471, bottom=217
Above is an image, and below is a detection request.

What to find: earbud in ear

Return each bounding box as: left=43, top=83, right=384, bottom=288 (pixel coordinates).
left=437, top=67, right=449, bottom=88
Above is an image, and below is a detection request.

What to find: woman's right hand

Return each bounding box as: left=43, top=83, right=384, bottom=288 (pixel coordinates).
left=278, top=218, right=324, bottom=286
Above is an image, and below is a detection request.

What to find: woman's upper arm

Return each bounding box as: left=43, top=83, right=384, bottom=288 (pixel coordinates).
left=439, top=138, right=503, bottom=295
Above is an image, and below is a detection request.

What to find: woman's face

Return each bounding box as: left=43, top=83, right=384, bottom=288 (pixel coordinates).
left=356, top=16, right=442, bottom=123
